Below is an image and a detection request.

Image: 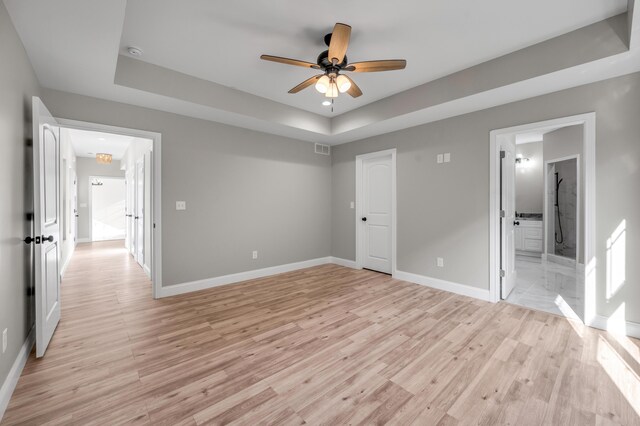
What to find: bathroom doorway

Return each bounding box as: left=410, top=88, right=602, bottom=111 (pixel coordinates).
left=490, top=113, right=595, bottom=323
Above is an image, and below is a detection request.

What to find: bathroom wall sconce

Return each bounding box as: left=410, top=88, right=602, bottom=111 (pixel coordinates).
left=515, top=156, right=530, bottom=164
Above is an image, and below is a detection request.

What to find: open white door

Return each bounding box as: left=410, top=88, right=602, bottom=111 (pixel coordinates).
left=360, top=154, right=393, bottom=274
left=32, top=97, right=61, bottom=358
left=135, top=159, right=144, bottom=267
left=500, top=135, right=517, bottom=299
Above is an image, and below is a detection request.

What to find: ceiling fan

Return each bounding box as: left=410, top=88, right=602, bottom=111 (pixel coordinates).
left=260, top=23, right=406, bottom=100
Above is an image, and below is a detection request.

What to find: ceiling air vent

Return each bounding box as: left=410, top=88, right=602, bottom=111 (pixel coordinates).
left=315, top=143, right=330, bottom=155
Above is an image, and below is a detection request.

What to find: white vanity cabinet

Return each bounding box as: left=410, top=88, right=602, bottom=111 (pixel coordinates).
left=515, top=220, right=543, bottom=254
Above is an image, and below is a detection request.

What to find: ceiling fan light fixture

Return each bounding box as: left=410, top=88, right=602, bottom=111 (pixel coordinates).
left=315, top=75, right=330, bottom=93
left=336, top=75, right=351, bottom=93
left=325, top=82, right=339, bottom=98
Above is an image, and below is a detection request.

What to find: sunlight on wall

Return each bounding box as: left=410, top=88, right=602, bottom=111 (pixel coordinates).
left=597, top=333, right=640, bottom=417
left=606, top=219, right=626, bottom=300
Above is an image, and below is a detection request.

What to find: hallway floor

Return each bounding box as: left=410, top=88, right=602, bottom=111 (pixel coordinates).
left=3, top=242, right=639, bottom=425
left=506, top=255, right=583, bottom=321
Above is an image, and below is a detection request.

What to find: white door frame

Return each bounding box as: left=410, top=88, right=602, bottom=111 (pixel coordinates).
left=55, top=118, right=163, bottom=299
left=489, top=112, right=596, bottom=324
left=355, top=148, right=397, bottom=275
left=543, top=154, right=581, bottom=265
left=88, top=175, right=126, bottom=242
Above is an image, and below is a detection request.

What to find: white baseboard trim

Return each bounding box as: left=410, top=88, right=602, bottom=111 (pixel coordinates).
left=394, top=270, right=492, bottom=302
left=0, top=327, right=34, bottom=422
left=330, top=257, right=358, bottom=269
left=159, top=257, right=333, bottom=298
left=60, top=252, right=72, bottom=278
left=76, top=238, right=90, bottom=243
left=587, top=315, right=640, bottom=339
left=143, top=264, right=151, bottom=278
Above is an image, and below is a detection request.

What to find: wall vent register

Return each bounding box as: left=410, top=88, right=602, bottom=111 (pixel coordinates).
left=315, top=143, right=330, bottom=155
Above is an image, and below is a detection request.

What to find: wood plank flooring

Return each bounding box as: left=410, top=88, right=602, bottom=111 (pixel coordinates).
left=3, top=241, right=640, bottom=425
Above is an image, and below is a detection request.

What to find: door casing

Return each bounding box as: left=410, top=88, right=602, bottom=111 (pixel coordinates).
left=55, top=118, right=163, bottom=299
left=489, top=113, right=596, bottom=324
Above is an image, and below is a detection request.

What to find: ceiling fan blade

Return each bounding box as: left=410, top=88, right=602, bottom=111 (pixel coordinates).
left=288, top=75, right=323, bottom=94
left=260, top=55, right=320, bottom=69
left=344, top=60, right=407, bottom=72
left=343, top=75, right=362, bottom=98
left=328, top=23, right=351, bottom=65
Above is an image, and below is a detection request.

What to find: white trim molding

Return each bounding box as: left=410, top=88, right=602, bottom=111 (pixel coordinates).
left=588, top=315, right=640, bottom=340
left=0, top=328, right=34, bottom=422
left=330, top=257, right=358, bottom=269
left=159, top=257, right=333, bottom=298
left=394, top=270, right=492, bottom=302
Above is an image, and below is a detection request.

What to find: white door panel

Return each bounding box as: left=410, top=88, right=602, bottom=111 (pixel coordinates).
left=500, top=135, right=517, bottom=299
left=135, top=160, right=144, bottom=267
left=32, top=96, right=61, bottom=358
left=361, top=156, right=392, bottom=273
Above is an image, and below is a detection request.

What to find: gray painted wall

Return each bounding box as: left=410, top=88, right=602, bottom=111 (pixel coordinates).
left=332, top=72, right=640, bottom=323
left=40, top=89, right=332, bottom=287
left=0, top=0, right=39, bottom=394
left=515, top=142, right=544, bottom=214
left=75, top=158, right=125, bottom=241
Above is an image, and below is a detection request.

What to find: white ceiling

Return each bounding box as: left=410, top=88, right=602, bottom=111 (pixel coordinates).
left=4, top=0, right=638, bottom=144
left=67, top=128, right=135, bottom=160
left=120, top=0, right=626, bottom=116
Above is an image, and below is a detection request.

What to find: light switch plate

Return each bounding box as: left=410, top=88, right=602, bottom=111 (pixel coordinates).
left=252, top=251, right=258, bottom=259
left=176, top=201, right=186, bottom=211
left=2, top=329, right=7, bottom=353
left=437, top=257, right=444, bottom=267
left=444, top=153, right=451, bottom=163
left=437, top=154, right=444, bottom=164
left=350, top=201, right=355, bottom=209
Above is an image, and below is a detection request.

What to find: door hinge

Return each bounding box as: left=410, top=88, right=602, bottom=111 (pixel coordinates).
left=499, top=269, right=506, bottom=278
left=499, top=210, right=505, bottom=218
left=500, top=150, right=506, bottom=159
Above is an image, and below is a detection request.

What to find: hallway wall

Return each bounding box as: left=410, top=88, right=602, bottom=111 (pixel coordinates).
left=0, top=0, right=40, bottom=404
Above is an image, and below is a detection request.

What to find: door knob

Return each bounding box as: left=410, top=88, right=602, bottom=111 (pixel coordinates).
left=23, top=236, right=35, bottom=244
left=514, top=221, right=520, bottom=226
left=42, top=235, right=54, bottom=243
left=361, top=217, right=367, bottom=222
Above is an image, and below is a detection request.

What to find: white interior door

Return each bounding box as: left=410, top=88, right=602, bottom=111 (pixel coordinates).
left=72, top=170, right=78, bottom=244
left=361, top=155, right=393, bottom=273
left=124, top=170, right=133, bottom=252
left=32, top=96, right=61, bottom=358
left=135, top=160, right=144, bottom=267
left=500, top=135, right=517, bottom=299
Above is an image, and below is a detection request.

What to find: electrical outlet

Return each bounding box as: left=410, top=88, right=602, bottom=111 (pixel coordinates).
left=2, top=329, right=7, bottom=354
left=350, top=201, right=354, bottom=209
left=176, top=201, right=186, bottom=211
left=437, top=257, right=444, bottom=267
left=252, top=250, right=258, bottom=260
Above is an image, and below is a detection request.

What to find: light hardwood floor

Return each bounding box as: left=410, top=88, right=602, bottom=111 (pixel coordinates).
left=3, top=241, right=640, bottom=425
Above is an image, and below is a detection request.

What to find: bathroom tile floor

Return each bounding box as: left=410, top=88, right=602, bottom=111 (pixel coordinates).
left=506, top=255, right=583, bottom=321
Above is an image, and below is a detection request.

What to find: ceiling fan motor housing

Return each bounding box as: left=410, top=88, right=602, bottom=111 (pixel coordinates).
left=317, top=50, right=348, bottom=71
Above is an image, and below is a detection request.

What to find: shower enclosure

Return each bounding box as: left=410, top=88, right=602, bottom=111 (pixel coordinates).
left=546, top=158, right=578, bottom=262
